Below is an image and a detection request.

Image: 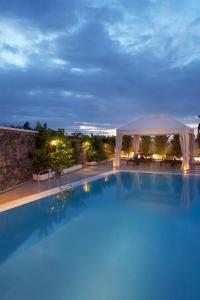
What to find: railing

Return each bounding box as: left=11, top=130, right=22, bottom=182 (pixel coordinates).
left=36, top=169, right=73, bottom=199
left=61, top=171, right=73, bottom=191
left=48, top=169, right=64, bottom=194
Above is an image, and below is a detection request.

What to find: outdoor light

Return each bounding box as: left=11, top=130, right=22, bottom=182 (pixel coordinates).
left=183, top=167, right=188, bottom=175
left=104, top=176, right=109, bottom=183
left=50, top=139, right=59, bottom=146
left=113, top=161, right=116, bottom=168
left=83, top=182, right=90, bottom=192
left=83, top=141, right=90, bottom=149
left=152, top=154, right=163, bottom=160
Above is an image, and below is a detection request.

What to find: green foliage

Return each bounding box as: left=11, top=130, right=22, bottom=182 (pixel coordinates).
left=9, top=121, right=116, bottom=169
left=83, top=139, right=96, bottom=162
left=101, top=136, right=115, bottom=158
left=70, top=133, right=85, bottom=164
left=105, top=136, right=115, bottom=154
left=196, top=133, right=200, bottom=150
left=34, top=122, right=53, bottom=149
left=154, top=135, right=169, bottom=156
left=61, top=132, right=116, bottom=165
left=35, top=121, right=48, bottom=132
left=92, top=135, right=109, bottom=161
left=33, top=148, right=50, bottom=173
left=10, top=121, right=34, bottom=130
left=170, top=135, right=182, bottom=158
left=81, top=135, right=115, bottom=163
left=33, top=124, right=74, bottom=174
left=122, top=136, right=133, bottom=157
left=23, top=121, right=32, bottom=130
left=13, top=120, right=117, bottom=171
left=103, top=143, right=113, bottom=158
left=83, top=135, right=106, bottom=162
left=48, top=139, right=74, bottom=174
left=141, top=136, right=151, bottom=156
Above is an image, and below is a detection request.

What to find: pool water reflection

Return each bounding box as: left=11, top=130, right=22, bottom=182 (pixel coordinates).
left=0, top=172, right=200, bottom=300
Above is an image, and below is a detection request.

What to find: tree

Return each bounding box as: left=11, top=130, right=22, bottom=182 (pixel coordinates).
left=154, top=136, right=169, bottom=156
left=35, top=121, right=48, bottom=132
left=122, top=135, right=133, bottom=157
left=23, top=121, right=32, bottom=130
left=10, top=122, right=32, bottom=130
left=171, top=135, right=182, bottom=158
left=195, top=133, right=200, bottom=156
left=141, top=136, right=151, bottom=157
left=48, top=138, right=74, bottom=174
left=33, top=124, right=74, bottom=174
left=106, top=136, right=115, bottom=156
left=32, top=148, right=50, bottom=173
left=90, top=135, right=108, bottom=161
left=196, top=133, right=200, bottom=148
left=70, top=132, right=85, bottom=164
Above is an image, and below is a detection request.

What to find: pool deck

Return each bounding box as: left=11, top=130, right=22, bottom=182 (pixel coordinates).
left=0, top=160, right=200, bottom=209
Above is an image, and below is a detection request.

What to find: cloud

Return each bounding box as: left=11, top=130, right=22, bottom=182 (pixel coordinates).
left=106, top=1, right=200, bottom=68
left=0, top=0, right=80, bottom=30
left=0, top=0, right=200, bottom=132
left=0, top=18, right=60, bottom=68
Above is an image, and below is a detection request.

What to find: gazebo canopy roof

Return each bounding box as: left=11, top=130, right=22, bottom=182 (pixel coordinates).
left=117, top=114, right=194, bottom=136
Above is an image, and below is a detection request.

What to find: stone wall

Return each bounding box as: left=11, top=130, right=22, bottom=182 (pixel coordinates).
left=0, top=127, right=37, bottom=192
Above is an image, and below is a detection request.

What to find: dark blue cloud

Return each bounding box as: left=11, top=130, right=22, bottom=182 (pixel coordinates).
left=0, top=0, right=80, bottom=30
left=0, top=0, right=200, bottom=132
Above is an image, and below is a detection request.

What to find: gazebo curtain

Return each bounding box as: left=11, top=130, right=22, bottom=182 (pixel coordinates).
left=179, top=134, right=190, bottom=170
left=179, top=133, right=195, bottom=170
left=133, top=135, right=140, bottom=155
left=115, top=115, right=194, bottom=170
left=116, top=132, right=194, bottom=170
left=115, top=133, right=122, bottom=167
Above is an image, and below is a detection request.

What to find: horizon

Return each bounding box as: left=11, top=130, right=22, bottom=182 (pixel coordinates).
left=0, top=113, right=198, bottom=136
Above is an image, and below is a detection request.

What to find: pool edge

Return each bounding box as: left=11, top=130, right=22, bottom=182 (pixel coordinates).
left=0, top=169, right=199, bottom=212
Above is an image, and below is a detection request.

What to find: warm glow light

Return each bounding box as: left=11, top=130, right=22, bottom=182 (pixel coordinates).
left=152, top=154, right=164, bottom=160
left=83, top=141, right=91, bottom=152
left=83, top=182, right=90, bottom=192
left=183, top=167, right=188, bottom=175
left=113, top=161, right=116, bottom=168
left=121, top=151, right=134, bottom=158
left=50, top=139, right=59, bottom=146
left=104, top=176, right=109, bottom=182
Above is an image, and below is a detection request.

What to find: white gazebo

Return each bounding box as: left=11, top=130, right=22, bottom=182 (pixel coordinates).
left=115, top=115, right=195, bottom=170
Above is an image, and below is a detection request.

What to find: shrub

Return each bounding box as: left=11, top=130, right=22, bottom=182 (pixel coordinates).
left=122, top=136, right=133, bottom=157
left=141, top=136, right=151, bottom=157
left=154, top=136, right=169, bottom=156
left=33, top=125, right=74, bottom=174
left=196, top=133, right=200, bottom=155
left=170, top=135, right=182, bottom=158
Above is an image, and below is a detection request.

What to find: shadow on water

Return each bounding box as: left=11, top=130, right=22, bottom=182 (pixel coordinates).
left=0, top=175, right=116, bottom=265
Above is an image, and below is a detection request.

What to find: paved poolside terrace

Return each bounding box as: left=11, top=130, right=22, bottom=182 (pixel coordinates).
left=1, top=160, right=200, bottom=209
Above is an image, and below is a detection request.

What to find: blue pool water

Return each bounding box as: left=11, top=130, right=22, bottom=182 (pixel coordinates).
left=1, top=171, right=200, bottom=300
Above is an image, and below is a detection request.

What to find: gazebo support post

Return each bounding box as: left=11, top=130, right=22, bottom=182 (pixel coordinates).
left=115, top=132, right=123, bottom=168
left=179, top=133, right=194, bottom=171
left=133, top=135, right=140, bottom=155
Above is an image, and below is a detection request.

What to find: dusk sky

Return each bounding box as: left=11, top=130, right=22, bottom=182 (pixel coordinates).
left=0, top=0, right=200, bottom=134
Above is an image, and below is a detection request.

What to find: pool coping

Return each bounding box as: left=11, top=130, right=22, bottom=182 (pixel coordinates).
left=0, top=169, right=199, bottom=212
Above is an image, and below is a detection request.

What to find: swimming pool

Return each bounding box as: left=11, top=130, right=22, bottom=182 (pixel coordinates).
left=1, top=171, right=200, bottom=300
